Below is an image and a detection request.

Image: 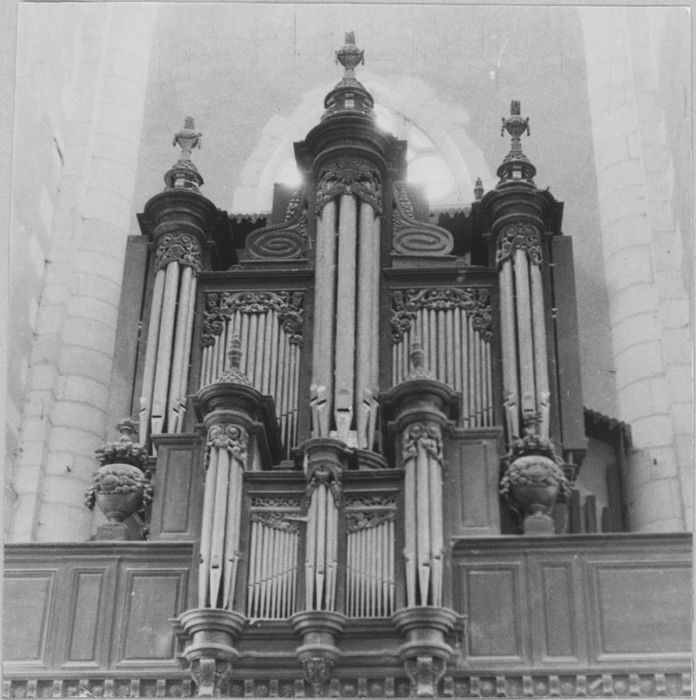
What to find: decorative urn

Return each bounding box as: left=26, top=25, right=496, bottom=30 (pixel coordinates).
left=85, top=420, right=153, bottom=538
left=499, top=420, right=570, bottom=534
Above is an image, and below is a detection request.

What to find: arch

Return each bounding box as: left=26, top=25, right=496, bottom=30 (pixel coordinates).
left=230, top=74, right=495, bottom=213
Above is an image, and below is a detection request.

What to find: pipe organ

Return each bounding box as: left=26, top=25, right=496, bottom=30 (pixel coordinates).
left=124, top=34, right=588, bottom=699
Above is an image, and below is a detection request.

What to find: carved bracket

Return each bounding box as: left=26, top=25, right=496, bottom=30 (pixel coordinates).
left=315, top=158, right=382, bottom=213
left=390, top=287, right=492, bottom=344
left=202, top=291, right=304, bottom=347
left=404, top=655, right=447, bottom=698
left=302, top=655, right=334, bottom=697
left=495, top=222, right=542, bottom=266
left=391, top=183, right=453, bottom=256
left=402, top=422, right=443, bottom=465
left=304, top=462, right=342, bottom=506
left=155, top=231, right=203, bottom=273
left=189, top=657, right=233, bottom=698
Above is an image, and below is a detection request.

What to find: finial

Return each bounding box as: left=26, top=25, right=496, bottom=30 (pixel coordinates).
left=405, top=340, right=433, bottom=380
left=474, top=177, right=484, bottom=200
left=116, top=419, right=139, bottom=442
left=216, top=335, right=252, bottom=386
left=164, top=116, right=204, bottom=191
left=335, top=31, right=365, bottom=77
left=496, top=99, right=536, bottom=182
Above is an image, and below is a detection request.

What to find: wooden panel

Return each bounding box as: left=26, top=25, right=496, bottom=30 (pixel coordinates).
left=592, top=564, right=691, bottom=657
left=445, top=431, right=502, bottom=537
left=65, top=570, right=107, bottom=664
left=461, top=565, right=526, bottom=660
left=538, top=563, right=577, bottom=659
left=3, top=572, right=55, bottom=664
left=150, top=435, right=201, bottom=539
left=117, top=569, right=187, bottom=664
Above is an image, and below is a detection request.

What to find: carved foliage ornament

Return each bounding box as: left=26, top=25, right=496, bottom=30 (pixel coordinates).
left=315, top=158, right=382, bottom=214
left=206, top=423, right=248, bottom=465
left=250, top=511, right=300, bottom=533
left=495, top=222, right=542, bottom=266
left=392, top=182, right=454, bottom=256
left=391, top=287, right=493, bottom=344
left=345, top=495, right=396, bottom=533
left=402, top=422, right=443, bottom=464
left=189, top=657, right=232, bottom=698
left=302, top=656, right=334, bottom=697
left=155, top=232, right=202, bottom=273
left=404, top=655, right=448, bottom=698
left=304, top=462, right=342, bottom=506
left=202, top=291, right=304, bottom=347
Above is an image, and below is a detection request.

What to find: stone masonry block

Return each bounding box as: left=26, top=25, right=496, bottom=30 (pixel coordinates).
left=50, top=400, right=108, bottom=436
left=88, top=157, right=138, bottom=201
left=41, top=474, right=91, bottom=510
left=614, top=340, right=664, bottom=389
left=656, top=274, right=688, bottom=301
left=599, top=185, right=647, bottom=226
left=612, top=311, right=661, bottom=353
left=32, top=333, right=65, bottom=366
left=59, top=345, right=113, bottom=384
left=94, top=100, right=143, bottom=141
left=661, top=328, right=691, bottom=364
left=675, top=434, right=694, bottom=469
left=76, top=272, right=121, bottom=305
left=26, top=363, right=60, bottom=394
left=626, top=477, right=683, bottom=531
left=616, top=379, right=653, bottom=421
left=670, top=402, right=693, bottom=436
left=37, top=503, right=92, bottom=542
left=647, top=199, right=676, bottom=232
left=92, top=133, right=139, bottom=168
left=658, top=299, right=689, bottom=329
left=35, top=303, right=68, bottom=336
left=81, top=187, right=132, bottom=228
left=665, top=365, right=693, bottom=404
left=605, top=248, right=654, bottom=295
left=13, top=463, right=46, bottom=495
left=61, top=374, right=109, bottom=404
left=629, top=414, right=674, bottom=449
left=48, top=426, right=103, bottom=456
left=63, top=316, right=117, bottom=357
left=642, top=144, right=671, bottom=174
left=66, top=295, right=121, bottom=326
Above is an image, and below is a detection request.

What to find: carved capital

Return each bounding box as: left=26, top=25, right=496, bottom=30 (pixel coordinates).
left=189, top=657, right=232, bottom=698
left=404, top=655, right=447, bottom=698
left=155, top=231, right=202, bottom=273
left=304, top=462, right=342, bottom=506
left=315, top=158, right=382, bottom=213
left=390, top=288, right=492, bottom=344
left=495, top=222, right=542, bottom=266
left=302, top=655, right=334, bottom=697
left=402, top=422, right=443, bottom=464
left=206, top=424, right=249, bottom=464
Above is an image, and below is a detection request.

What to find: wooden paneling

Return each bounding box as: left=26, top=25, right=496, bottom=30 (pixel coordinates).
left=536, top=563, right=580, bottom=661
left=445, top=429, right=502, bottom=536
left=3, top=572, right=55, bottom=664
left=461, top=564, right=526, bottom=661
left=591, top=563, right=691, bottom=658
left=65, top=570, right=107, bottom=665
left=150, top=435, right=202, bottom=539
left=115, top=568, right=188, bottom=665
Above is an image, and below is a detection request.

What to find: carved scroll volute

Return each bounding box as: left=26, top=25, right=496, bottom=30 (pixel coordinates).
left=242, top=186, right=308, bottom=261
left=391, top=182, right=453, bottom=256
left=495, top=222, right=543, bottom=267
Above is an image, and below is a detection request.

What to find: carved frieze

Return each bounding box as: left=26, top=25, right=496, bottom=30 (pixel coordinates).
left=390, top=287, right=492, bottom=344
left=244, top=187, right=308, bottom=261
left=250, top=511, right=300, bottom=533
left=391, top=182, right=454, bottom=256
left=345, top=495, right=396, bottom=533
left=251, top=496, right=302, bottom=510
left=155, top=232, right=202, bottom=273
left=202, top=291, right=304, bottom=347
left=315, top=158, right=382, bottom=213
left=206, top=423, right=248, bottom=464
left=402, top=422, right=443, bottom=464
left=495, top=222, right=542, bottom=266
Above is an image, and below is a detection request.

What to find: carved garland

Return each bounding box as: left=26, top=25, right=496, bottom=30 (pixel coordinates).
left=390, top=287, right=492, bottom=344
left=315, top=158, right=382, bottom=214
left=202, top=291, right=304, bottom=347
left=155, top=232, right=202, bottom=273
left=205, top=423, right=248, bottom=465
left=402, top=422, right=443, bottom=464
left=495, top=222, right=542, bottom=266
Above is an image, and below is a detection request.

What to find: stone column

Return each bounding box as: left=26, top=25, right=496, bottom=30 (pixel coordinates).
left=579, top=7, right=691, bottom=531
left=382, top=344, right=460, bottom=698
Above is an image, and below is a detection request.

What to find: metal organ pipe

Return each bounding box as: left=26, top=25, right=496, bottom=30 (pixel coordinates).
left=531, top=263, right=551, bottom=438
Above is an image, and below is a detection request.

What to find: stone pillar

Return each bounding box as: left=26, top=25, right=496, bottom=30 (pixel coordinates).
left=175, top=339, right=282, bottom=697
left=10, top=5, right=158, bottom=542
left=579, top=7, right=691, bottom=531
left=382, top=344, right=460, bottom=697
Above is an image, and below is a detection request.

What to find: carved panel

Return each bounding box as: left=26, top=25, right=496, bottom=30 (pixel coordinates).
left=65, top=571, right=106, bottom=664
left=460, top=565, right=526, bottom=660
left=444, top=435, right=501, bottom=536
left=117, top=570, right=187, bottom=664
left=592, top=564, right=691, bottom=657
left=3, top=572, right=55, bottom=664
left=538, top=564, right=578, bottom=660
